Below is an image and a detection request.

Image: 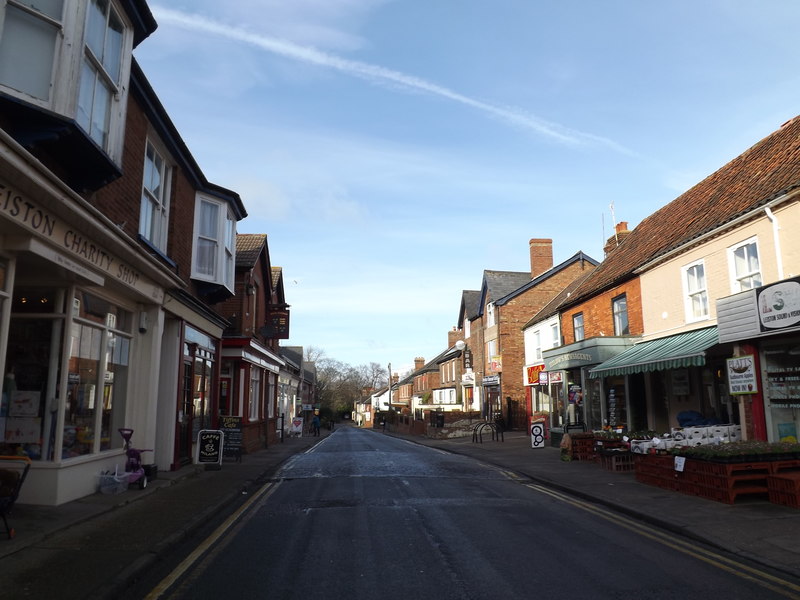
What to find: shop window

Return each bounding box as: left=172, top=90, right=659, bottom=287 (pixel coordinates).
left=191, top=194, right=236, bottom=291
left=140, top=138, right=172, bottom=253
left=573, top=313, right=584, bottom=342
left=683, top=261, right=709, bottom=321
left=729, top=238, right=762, bottom=292
left=65, top=291, right=132, bottom=458
left=612, top=294, right=629, bottom=335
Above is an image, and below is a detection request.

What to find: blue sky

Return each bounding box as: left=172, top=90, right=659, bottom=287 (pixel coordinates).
left=134, top=1, right=800, bottom=373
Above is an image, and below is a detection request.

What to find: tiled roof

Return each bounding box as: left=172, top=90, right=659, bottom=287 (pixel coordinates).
left=495, top=251, right=599, bottom=306
left=484, top=270, right=532, bottom=303
left=271, top=267, right=282, bottom=288
left=566, top=116, right=800, bottom=306
left=459, top=290, right=481, bottom=325
left=236, top=234, right=266, bottom=267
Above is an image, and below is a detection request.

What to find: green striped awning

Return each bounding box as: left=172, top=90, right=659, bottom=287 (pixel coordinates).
left=589, top=327, right=719, bottom=378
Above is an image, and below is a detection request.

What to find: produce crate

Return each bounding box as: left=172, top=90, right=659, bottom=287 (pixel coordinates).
left=600, top=450, right=635, bottom=473
left=767, top=472, right=800, bottom=508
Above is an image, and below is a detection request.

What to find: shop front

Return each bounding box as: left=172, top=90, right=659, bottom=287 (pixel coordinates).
left=590, top=327, right=734, bottom=435
left=541, top=337, right=635, bottom=437
left=0, top=146, right=177, bottom=505
left=718, top=276, right=800, bottom=442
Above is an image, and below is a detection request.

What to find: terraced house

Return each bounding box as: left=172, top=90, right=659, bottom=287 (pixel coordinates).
left=0, top=0, right=286, bottom=505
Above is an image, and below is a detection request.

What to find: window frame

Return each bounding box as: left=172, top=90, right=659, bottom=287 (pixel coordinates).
left=139, top=137, right=172, bottom=253
left=485, top=302, right=496, bottom=327
left=191, top=193, right=237, bottom=291
left=682, top=260, right=709, bottom=322
left=728, top=237, right=762, bottom=293
left=612, top=293, right=630, bottom=336
left=573, top=313, right=585, bottom=342
left=0, top=0, right=133, bottom=162
left=248, top=367, right=261, bottom=422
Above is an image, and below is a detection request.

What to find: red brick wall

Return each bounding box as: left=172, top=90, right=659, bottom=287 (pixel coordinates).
left=561, top=278, right=643, bottom=345
left=87, top=92, right=202, bottom=297
left=496, top=261, right=596, bottom=428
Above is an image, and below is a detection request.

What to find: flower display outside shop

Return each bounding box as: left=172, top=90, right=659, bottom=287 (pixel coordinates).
left=673, top=440, right=800, bottom=462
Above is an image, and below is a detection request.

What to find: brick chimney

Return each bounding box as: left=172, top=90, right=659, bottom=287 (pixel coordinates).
left=604, top=221, right=631, bottom=256
left=414, top=357, right=425, bottom=371
left=530, top=238, right=553, bottom=278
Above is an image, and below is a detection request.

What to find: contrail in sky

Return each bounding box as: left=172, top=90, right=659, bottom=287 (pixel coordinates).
left=151, top=7, right=632, bottom=154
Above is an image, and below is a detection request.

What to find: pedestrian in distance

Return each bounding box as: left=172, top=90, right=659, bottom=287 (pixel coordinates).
left=311, top=414, right=321, bottom=437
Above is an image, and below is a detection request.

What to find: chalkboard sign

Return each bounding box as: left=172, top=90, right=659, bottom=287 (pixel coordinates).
left=219, top=416, right=243, bottom=461
left=196, top=429, right=224, bottom=468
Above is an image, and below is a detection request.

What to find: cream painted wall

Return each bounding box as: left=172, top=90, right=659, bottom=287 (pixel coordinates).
left=639, top=201, right=800, bottom=339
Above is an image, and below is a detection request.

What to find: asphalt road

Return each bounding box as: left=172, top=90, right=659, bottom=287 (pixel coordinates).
left=146, top=427, right=799, bottom=600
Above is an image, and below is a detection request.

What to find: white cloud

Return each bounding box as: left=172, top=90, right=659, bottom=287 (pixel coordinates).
left=149, top=6, right=631, bottom=152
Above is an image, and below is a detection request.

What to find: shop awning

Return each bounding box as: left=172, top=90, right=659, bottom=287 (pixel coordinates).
left=589, top=327, right=719, bottom=378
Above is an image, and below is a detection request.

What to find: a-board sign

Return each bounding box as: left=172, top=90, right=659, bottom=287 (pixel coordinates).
left=219, top=416, right=243, bottom=461
left=196, top=429, right=224, bottom=467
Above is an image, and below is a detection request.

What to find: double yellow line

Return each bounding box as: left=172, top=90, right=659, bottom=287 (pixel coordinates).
left=143, top=479, right=283, bottom=600
left=526, top=483, right=800, bottom=600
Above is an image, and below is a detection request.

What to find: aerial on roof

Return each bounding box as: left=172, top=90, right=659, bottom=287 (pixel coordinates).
left=565, top=115, right=800, bottom=307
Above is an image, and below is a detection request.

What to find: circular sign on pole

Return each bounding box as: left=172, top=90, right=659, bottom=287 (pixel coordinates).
left=530, top=421, right=546, bottom=449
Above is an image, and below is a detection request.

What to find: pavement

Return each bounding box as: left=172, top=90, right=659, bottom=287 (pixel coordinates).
left=1, top=423, right=799, bottom=599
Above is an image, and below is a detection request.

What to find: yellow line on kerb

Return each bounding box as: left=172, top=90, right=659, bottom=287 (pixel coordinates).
left=143, top=479, right=282, bottom=600
left=527, top=484, right=800, bottom=600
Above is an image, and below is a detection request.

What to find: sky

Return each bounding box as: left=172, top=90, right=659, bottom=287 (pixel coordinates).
left=133, top=1, right=800, bottom=374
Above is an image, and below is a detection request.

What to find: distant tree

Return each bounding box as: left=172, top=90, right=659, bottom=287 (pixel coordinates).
left=303, top=351, right=387, bottom=419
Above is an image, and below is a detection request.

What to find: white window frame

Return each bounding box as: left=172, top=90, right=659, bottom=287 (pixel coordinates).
left=191, top=194, right=237, bottom=291
left=728, top=237, right=762, bottom=293
left=486, top=302, right=495, bottom=327
left=464, top=319, right=471, bottom=340
left=139, top=137, right=172, bottom=252
left=533, top=330, right=542, bottom=361
left=487, top=339, right=497, bottom=371
left=573, top=313, right=584, bottom=342
left=612, top=294, right=630, bottom=335
left=682, top=260, right=709, bottom=322
left=550, top=323, right=559, bottom=348
left=0, top=0, right=133, bottom=163
left=248, top=367, right=261, bottom=421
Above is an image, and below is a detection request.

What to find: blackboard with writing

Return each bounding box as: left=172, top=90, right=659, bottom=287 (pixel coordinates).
left=196, top=429, right=224, bottom=467
left=219, top=416, right=243, bottom=461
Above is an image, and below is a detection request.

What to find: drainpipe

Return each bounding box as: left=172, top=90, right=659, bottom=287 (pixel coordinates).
left=764, top=207, right=784, bottom=280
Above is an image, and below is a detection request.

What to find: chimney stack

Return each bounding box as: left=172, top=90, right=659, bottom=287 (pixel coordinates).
left=414, top=357, right=425, bottom=371
left=530, top=238, right=553, bottom=278
left=604, top=221, right=631, bottom=256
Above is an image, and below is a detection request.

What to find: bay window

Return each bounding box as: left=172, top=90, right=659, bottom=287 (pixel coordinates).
left=192, top=194, right=237, bottom=290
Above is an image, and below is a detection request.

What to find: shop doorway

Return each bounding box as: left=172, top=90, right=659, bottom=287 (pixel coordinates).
left=178, top=359, right=193, bottom=464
